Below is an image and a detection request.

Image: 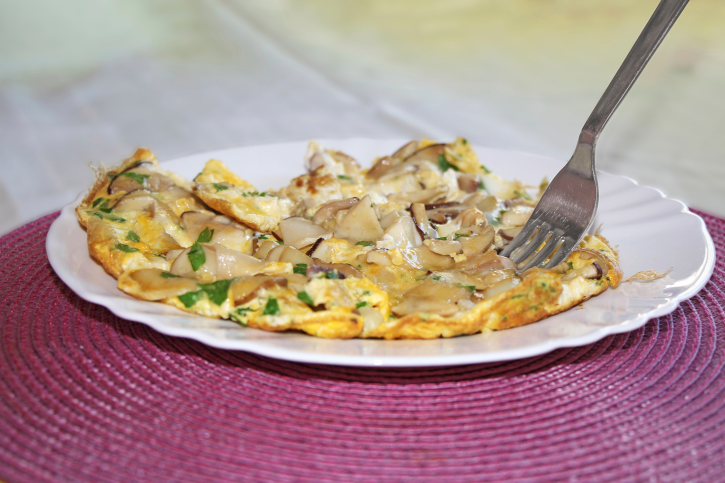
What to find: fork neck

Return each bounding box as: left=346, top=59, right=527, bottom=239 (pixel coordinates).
left=567, top=141, right=595, bottom=179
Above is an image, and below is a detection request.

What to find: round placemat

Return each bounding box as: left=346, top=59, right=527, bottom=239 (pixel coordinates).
left=1, top=211, right=724, bottom=483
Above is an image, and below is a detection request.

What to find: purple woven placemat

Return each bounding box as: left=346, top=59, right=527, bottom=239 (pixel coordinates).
left=1, top=211, right=724, bottom=483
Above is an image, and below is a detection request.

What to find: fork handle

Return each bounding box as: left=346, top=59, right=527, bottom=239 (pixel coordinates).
left=579, top=0, right=689, bottom=145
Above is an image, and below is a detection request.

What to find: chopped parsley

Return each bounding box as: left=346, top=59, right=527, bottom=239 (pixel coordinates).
left=514, top=190, right=532, bottom=200
left=263, top=297, right=280, bottom=315
left=325, top=271, right=339, bottom=279
left=337, top=175, right=353, bottom=182
left=187, top=243, right=205, bottom=271
left=197, top=227, right=214, bottom=243
left=178, top=290, right=203, bottom=308
left=197, top=279, right=235, bottom=306
left=457, top=284, right=476, bottom=292
left=437, top=154, right=459, bottom=172
left=113, top=243, right=138, bottom=253
left=478, top=180, right=486, bottom=191
left=126, top=231, right=140, bottom=243
left=92, top=197, right=106, bottom=208
left=293, top=263, right=308, bottom=275
left=436, top=237, right=447, bottom=241
left=276, top=240, right=284, bottom=245
left=355, top=241, right=374, bottom=247
left=453, top=233, right=470, bottom=240
left=568, top=262, right=574, bottom=270
left=242, top=191, right=270, bottom=198
left=355, top=301, right=368, bottom=309
left=431, top=276, right=442, bottom=281
left=258, top=235, right=268, bottom=240
left=213, top=183, right=228, bottom=193
left=480, top=164, right=491, bottom=174
left=160, top=272, right=179, bottom=279
left=297, top=291, right=314, bottom=306
left=110, top=172, right=149, bottom=185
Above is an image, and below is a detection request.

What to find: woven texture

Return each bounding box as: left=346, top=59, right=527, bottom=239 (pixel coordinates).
left=1, top=211, right=724, bottom=483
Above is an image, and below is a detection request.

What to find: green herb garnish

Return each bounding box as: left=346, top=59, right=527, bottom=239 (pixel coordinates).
left=325, top=271, right=339, bottom=279
left=293, top=263, right=308, bottom=275
left=258, top=236, right=268, bottom=240
left=122, top=172, right=149, bottom=185
left=113, top=243, right=138, bottom=253
left=337, top=175, right=353, bottom=182
left=92, top=197, right=106, bottom=208
left=178, top=290, right=203, bottom=308
left=514, top=190, right=532, bottom=200
left=197, top=227, right=214, bottom=243
left=213, top=183, right=228, bottom=193
left=355, top=241, right=374, bottom=247
left=457, top=284, right=476, bottom=292
left=355, top=301, right=368, bottom=309
left=263, top=297, right=280, bottom=315
left=480, top=164, right=491, bottom=174
left=437, top=154, right=459, bottom=172
left=160, top=272, right=180, bottom=279
left=188, top=243, right=205, bottom=271
left=198, top=279, right=235, bottom=306
left=297, top=291, right=314, bottom=306
left=126, top=231, right=140, bottom=243
left=453, top=233, right=470, bottom=240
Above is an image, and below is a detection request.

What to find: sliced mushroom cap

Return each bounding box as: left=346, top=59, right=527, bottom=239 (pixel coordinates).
left=407, top=245, right=455, bottom=271
left=231, top=276, right=288, bottom=306
left=454, top=207, right=487, bottom=229
left=180, top=211, right=252, bottom=253
left=459, top=250, right=516, bottom=275
left=382, top=216, right=422, bottom=248
left=265, top=245, right=314, bottom=266
left=312, top=197, right=359, bottom=225
left=410, top=203, right=430, bottom=239
left=108, top=163, right=175, bottom=195
left=110, top=189, right=156, bottom=213
left=499, top=227, right=522, bottom=241
left=478, top=276, right=520, bottom=300
left=425, top=239, right=462, bottom=256
left=457, top=174, right=481, bottom=193
left=334, top=195, right=384, bottom=244
left=214, top=244, right=265, bottom=279
left=254, top=239, right=280, bottom=259
left=279, top=217, right=333, bottom=249
left=392, top=140, right=420, bottom=160
left=305, top=260, right=362, bottom=279
left=366, top=156, right=394, bottom=179
left=388, top=187, right=448, bottom=205
left=392, top=280, right=470, bottom=317
left=463, top=191, right=499, bottom=213
left=119, top=268, right=199, bottom=301
left=501, top=206, right=533, bottom=227
left=403, top=143, right=446, bottom=164
left=459, top=225, right=495, bottom=257
left=366, top=249, right=392, bottom=266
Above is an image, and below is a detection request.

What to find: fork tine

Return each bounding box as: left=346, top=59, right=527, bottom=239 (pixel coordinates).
left=544, top=237, right=579, bottom=269
left=499, top=222, right=538, bottom=259
left=510, top=224, right=551, bottom=264
left=520, top=232, right=564, bottom=271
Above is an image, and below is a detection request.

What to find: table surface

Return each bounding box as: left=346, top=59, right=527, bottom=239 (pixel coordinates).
left=1, top=0, right=724, bottom=237
left=1, top=210, right=724, bottom=482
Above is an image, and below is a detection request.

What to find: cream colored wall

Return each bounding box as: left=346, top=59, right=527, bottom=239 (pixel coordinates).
left=1, top=0, right=723, bottom=235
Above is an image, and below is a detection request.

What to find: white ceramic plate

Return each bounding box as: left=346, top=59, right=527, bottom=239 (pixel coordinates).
left=47, top=139, right=715, bottom=367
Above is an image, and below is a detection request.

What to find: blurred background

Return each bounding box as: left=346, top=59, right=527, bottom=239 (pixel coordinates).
left=1, top=0, right=723, bottom=237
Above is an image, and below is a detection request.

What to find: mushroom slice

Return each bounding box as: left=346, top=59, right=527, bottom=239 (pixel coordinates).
left=478, top=276, right=520, bottom=300
left=459, top=226, right=495, bottom=257
left=392, top=280, right=470, bottom=317
left=459, top=250, right=516, bottom=275
left=118, top=268, right=199, bottom=301
left=392, top=140, right=420, bottom=160
left=334, top=195, right=384, bottom=244
left=430, top=270, right=488, bottom=291
left=424, top=239, right=462, bottom=256
left=279, top=217, right=333, bottom=249
left=215, top=245, right=265, bottom=279
left=381, top=216, right=422, bottom=248
left=457, top=174, right=481, bottom=193
left=366, top=249, right=392, bottom=266
left=388, top=187, right=448, bottom=204
left=180, top=211, right=253, bottom=253
left=407, top=245, right=455, bottom=271
left=110, top=189, right=156, bottom=213
left=312, top=197, right=359, bottom=226
left=410, top=203, right=430, bottom=238
left=309, top=259, right=363, bottom=279
left=231, top=276, right=288, bottom=306
left=265, top=245, right=314, bottom=266
left=501, top=206, right=533, bottom=227
left=463, top=191, right=498, bottom=213
left=499, top=227, right=522, bottom=241
left=403, top=143, right=446, bottom=165
left=366, top=156, right=394, bottom=179
left=108, top=163, right=175, bottom=195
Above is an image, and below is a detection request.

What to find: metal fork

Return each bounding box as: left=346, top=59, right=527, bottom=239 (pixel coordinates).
left=500, top=0, right=689, bottom=271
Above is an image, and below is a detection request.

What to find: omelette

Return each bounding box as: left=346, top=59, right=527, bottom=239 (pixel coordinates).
left=76, top=139, right=622, bottom=339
